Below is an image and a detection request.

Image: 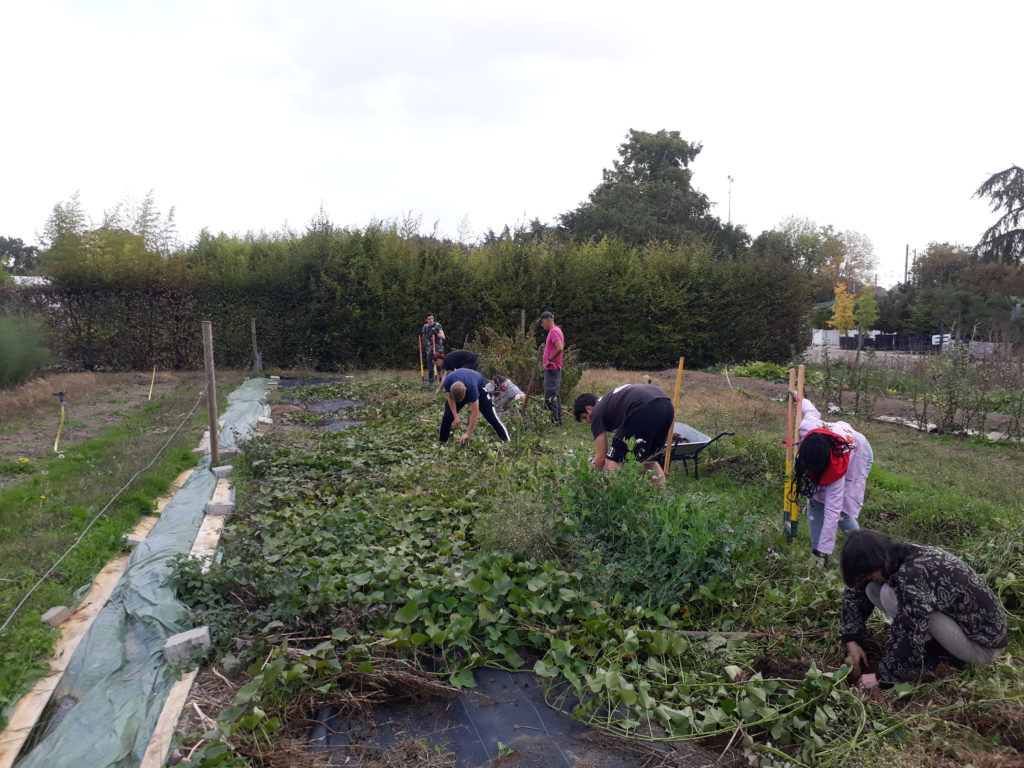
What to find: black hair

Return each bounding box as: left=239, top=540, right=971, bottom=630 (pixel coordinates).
left=790, top=431, right=853, bottom=502
left=839, top=529, right=907, bottom=588
left=573, top=393, right=597, bottom=421
left=492, top=374, right=508, bottom=387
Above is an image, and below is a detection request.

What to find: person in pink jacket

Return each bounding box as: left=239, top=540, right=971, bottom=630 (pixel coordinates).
left=792, top=398, right=874, bottom=564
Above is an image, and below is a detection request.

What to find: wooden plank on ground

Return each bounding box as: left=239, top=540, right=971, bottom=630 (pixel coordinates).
left=139, top=669, right=199, bottom=768
left=0, top=467, right=195, bottom=768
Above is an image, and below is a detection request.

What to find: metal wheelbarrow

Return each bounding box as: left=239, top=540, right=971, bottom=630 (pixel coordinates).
left=669, top=422, right=734, bottom=479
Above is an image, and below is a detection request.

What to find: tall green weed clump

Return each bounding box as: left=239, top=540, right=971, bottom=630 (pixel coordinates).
left=0, top=312, right=50, bottom=386
left=556, top=457, right=731, bottom=607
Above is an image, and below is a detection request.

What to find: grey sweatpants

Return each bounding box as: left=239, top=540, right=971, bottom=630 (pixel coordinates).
left=543, top=369, right=563, bottom=425
left=866, top=582, right=1002, bottom=665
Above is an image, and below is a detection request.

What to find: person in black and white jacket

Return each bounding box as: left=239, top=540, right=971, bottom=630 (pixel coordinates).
left=840, top=529, right=1007, bottom=695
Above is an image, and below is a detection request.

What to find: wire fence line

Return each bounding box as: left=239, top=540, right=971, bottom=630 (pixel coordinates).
left=0, top=390, right=206, bottom=636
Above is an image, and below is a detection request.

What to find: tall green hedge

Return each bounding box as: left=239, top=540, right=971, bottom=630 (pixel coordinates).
left=22, top=225, right=810, bottom=371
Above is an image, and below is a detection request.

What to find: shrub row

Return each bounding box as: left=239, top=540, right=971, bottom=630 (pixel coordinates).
left=14, top=225, right=811, bottom=371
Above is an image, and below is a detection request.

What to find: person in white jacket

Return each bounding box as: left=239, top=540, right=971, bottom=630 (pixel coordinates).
left=791, top=398, right=874, bottom=564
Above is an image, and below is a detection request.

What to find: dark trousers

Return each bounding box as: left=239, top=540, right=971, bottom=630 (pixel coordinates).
left=543, top=369, right=563, bottom=425
left=439, top=396, right=511, bottom=443
left=425, top=340, right=443, bottom=381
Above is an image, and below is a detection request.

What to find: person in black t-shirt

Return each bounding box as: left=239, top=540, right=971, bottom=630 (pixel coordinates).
left=431, top=349, right=480, bottom=389
left=573, top=384, right=674, bottom=484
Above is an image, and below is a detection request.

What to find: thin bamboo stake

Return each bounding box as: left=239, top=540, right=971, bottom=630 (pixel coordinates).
left=147, top=365, right=157, bottom=401
left=662, top=357, right=685, bottom=475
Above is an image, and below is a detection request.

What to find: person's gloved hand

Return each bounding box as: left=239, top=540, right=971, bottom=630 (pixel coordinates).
left=812, top=549, right=830, bottom=567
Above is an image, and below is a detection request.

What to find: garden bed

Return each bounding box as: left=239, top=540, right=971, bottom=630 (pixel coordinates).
left=171, top=372, right=1023, bottom=768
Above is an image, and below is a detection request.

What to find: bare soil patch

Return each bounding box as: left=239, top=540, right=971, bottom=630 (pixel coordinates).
left=0, top=371, right=198, bottom=464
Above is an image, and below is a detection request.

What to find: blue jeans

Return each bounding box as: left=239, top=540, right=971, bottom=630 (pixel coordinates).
left=806, top=499, right=860, bottom=552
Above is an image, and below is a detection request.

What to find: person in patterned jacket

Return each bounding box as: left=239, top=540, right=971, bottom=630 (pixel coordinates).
left=840, top=529, right=1007, bottom=695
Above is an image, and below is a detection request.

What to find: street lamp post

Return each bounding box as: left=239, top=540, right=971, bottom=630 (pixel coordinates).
left=727, top=175, right=734, bottom=226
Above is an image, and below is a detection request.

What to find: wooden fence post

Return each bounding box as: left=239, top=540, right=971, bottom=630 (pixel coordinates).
left=202, top=321, right=220, bottom=465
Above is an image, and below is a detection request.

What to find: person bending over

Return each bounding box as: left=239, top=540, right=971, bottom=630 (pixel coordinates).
left=491, top=374, right=525, bottom=411
left=432, top=349, right=480, bottom=389
left=791, top=397, right=874, bottom=564
left=440, top=368, right=510, bottom=445
left=840, top=529, right=1007, bottom=697
left=572, top=384, right=674, bottom=484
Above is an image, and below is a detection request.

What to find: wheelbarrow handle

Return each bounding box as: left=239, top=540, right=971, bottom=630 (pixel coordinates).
left=705, top=431, right=735, bottom=448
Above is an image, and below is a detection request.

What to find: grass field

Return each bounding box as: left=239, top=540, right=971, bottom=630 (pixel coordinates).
left=168, top=372, right=1023, bottom=768
left=0, top=370, right=246, bottom=721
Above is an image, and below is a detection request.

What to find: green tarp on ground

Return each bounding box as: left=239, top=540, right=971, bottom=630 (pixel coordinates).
left=15, top=377, right=269, bottom=768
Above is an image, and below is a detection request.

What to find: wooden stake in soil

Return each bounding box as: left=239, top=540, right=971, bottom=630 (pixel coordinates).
left=663, top=357, right=685, bottom=475
left=148, top=366, right=157, bottom=401
left=784, top=365, right=805, bottom=541
left=202, top=321, right=220, bottom=466
left=783, top=368, right=797, bottom=538
left=250, top=317, right=262, bottom=373
left=519, top=343, right=546, bottom=421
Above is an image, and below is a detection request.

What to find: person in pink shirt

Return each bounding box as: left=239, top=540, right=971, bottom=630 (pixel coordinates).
left=791, top=398, right=874, bottom=565
left=539, top=311, right=565, bottom=425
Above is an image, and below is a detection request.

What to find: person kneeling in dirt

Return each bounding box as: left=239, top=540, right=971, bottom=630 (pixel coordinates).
left=840, top=529, right=1007, bottom=697
left=432, top=349, right=480, bottom=389
left=440, top=368, right=510, bottom=445
left=790, top=397, right=874, bottom=565
left=572, top=384, right=673, bottom=485
left=491, top=374, right=525, bottom=411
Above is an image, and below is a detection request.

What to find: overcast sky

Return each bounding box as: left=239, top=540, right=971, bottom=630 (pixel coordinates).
left=3, top=0, right=1019, bottom=286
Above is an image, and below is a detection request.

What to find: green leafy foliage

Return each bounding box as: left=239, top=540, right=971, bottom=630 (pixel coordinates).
left=728, top=361, right=788, bottom=382
left=556, top=456, right=734, bottom=606
left=0, top=311, right=50, bottom=386
left=470, top=326, right=584, bottom=401
left=174, top=374, right=1024, bottom=768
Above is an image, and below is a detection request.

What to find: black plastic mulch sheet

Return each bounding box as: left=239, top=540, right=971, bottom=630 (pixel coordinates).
left=310, top=668, right=713, bottom=767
